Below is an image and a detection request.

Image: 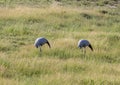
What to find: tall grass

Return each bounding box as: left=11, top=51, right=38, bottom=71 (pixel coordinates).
left=0, top=0, right=119, bottom=7
left=0, top=1, right=120, bottom=85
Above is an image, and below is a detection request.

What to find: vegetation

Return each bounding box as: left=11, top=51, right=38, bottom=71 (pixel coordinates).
left=0, top=0, right=120, bottom=85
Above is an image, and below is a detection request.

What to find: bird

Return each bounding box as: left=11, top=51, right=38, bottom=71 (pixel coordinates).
left=78, top=39, right=93, bottom=56
left=34, top=37, right=51, bottom=52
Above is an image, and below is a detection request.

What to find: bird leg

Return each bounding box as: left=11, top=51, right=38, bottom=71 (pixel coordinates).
left=83, top=47, right=86, bottom=57
left=81, top=48, right=83, bottom=53
left=39, top=47, right=42, bottom=52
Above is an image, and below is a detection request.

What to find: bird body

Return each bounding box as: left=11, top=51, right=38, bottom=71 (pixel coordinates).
left=34, top=37, right=51, bottom=52
left=78, top=39, right=93, bottom=56
left=78, top=39, right=93, bottom=51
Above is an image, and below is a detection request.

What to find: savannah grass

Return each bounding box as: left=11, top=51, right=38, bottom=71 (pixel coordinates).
left=0, top=0, right=120, bottom=85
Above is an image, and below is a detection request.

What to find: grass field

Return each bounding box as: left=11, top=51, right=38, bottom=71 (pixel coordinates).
left=0, top=0, right=120, bottom=85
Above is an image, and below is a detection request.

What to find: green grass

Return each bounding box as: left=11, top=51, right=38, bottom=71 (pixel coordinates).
left=0, top=0, right=119, bottom=7
left=0, top=0, right=120, bottom=85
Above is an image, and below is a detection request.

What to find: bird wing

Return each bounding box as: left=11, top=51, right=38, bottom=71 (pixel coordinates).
left=88, top=44, right=93, bottom=51
left=46, top=41, right=51, bottom=48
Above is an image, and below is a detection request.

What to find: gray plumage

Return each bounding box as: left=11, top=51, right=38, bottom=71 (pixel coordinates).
left=78, top=39, right=93, bottom=56
left=34, top=37, right=51, bottom=52
left=78, top=39, right=93, bottom=51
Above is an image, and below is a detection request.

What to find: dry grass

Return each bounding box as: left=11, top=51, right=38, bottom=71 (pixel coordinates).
left=0, top=4, right=120, bottom=85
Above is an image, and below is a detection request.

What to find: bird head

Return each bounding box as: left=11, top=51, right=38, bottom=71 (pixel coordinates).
left=34, top=44, right=38, bottom=48
left=78, top=45, right=82, bottom=49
